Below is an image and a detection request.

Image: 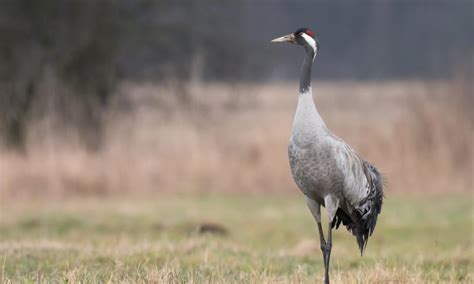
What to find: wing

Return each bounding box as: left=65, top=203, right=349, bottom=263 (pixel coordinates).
left=330, top=136, right=384, bottom=254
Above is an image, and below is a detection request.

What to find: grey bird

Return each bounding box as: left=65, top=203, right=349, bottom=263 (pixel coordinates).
left=271, top=28, right=384, bottom=284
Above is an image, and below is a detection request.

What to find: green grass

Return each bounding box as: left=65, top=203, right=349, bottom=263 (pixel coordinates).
left=1, top=194, right=472, bottom=283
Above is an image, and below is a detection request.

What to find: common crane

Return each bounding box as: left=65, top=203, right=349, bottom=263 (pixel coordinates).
left=271, top=28, right=384, bottom=284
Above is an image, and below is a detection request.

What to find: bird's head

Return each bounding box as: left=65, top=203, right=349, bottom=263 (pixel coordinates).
left=271, top=28, right=319, bottom=59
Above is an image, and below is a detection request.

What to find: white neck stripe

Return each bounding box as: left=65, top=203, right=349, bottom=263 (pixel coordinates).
left=301, top=33, right=317, bottom=59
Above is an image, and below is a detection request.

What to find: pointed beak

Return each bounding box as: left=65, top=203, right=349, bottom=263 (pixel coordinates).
left=271, top=33, right=296, bottom=44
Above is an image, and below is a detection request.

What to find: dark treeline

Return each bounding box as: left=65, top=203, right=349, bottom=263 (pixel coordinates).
left=0, top=0, right=472, bottom=149
left=0, top=0, right=121, bottom=149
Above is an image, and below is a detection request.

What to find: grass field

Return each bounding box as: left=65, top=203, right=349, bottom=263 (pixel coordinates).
left=1, top=194, right=472, bottom=283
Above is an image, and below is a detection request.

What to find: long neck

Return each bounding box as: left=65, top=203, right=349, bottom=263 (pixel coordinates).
left=292, top=48, right=326, bottom=144
left=299, top=47, right=314, bottom=93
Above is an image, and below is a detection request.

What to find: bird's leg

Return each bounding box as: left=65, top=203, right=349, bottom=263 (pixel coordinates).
left=322, top=195, right=339, bottom=284
left=323, top=221, right=333, bottom=284
left=316, top=221, right=328, bottom=271
left=304, top=197, right=329, bottom=274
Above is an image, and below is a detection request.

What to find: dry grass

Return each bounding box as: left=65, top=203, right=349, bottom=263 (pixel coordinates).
left=1, top=79, right=472, bottom=199
left=1, top=194, right=472, bottom=283
left=1, top=79, right=471, bottom=283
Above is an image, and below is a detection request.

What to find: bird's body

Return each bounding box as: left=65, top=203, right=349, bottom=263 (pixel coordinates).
left=272, top=28, right=383, bottom=284
left=288, top=90, right=383, bottom=251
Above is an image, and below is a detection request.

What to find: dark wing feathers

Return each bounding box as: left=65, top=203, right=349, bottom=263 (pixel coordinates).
left=332, top=161, right=384, bottom=255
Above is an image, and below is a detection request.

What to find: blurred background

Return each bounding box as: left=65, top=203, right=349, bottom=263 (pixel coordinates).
left=1, top=1, right=473, bottom=282
left=0, top=0, right=473, bottom=200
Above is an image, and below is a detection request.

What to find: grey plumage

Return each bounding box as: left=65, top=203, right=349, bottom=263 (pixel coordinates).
left=331, top=160, right=383, bottom=254
left=272, top=27, right=384, bottom=284
left=289, top=127, right=384, bottom=255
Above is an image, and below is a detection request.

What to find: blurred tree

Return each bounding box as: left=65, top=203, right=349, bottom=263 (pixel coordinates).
left=0, top=0, right=248, bottom=149
left=0, top=0, right=120, bottom=150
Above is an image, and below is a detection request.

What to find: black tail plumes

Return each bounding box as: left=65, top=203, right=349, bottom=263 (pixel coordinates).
left=332, top=162, right=384, bottom=255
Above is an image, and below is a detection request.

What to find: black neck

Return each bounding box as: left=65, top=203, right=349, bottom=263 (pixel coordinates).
left=299, top=46, right=315, bottom=94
